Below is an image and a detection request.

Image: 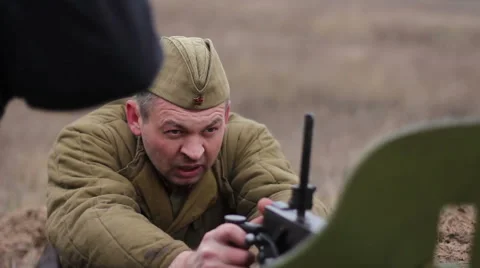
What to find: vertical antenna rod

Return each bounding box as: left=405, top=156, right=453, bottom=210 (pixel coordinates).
left=297, top=113, right=314, bottom=220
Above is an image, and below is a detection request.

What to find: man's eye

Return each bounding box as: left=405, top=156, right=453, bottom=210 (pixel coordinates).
left=165, top=130, right=182, bottom=135
left=205, top=127, right=218, bottom=133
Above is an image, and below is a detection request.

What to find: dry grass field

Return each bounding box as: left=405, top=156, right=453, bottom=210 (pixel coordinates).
left=1, top=0, right=480, bottom=266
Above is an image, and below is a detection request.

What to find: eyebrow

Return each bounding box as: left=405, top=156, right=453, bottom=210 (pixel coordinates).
left=162, top=120, right=186, bottom=129
left=205, top=117, right=223, bottom=128
left=162, top=117, right=223, bottom=129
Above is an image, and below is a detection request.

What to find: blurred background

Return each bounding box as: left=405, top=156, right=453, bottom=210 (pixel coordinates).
left=1, top=0, right=479, bottom=266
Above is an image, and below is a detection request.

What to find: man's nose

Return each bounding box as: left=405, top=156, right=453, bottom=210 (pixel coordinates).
left=180, top=139, right=205, bottom=161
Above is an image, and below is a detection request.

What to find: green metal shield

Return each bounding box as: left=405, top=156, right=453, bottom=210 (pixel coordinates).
left=267, top=117, right=480, bottom=268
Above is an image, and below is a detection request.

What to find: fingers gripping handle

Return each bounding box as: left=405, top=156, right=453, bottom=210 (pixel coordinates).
left=224, top=214, right=279, bottom=266
left=224, top=215, right=264, bottom=247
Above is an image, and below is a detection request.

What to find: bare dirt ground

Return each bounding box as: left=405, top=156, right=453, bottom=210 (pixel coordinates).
left=1, top=0, right=479, bottom=266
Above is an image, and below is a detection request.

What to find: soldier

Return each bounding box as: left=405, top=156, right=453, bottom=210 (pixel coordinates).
left=45, top=36, right=329, bottom=268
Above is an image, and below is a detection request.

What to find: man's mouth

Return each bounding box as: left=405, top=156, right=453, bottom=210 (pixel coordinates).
left=176, top=165, right=203, bottom=178
left=178, top=165, right=200, bottom=171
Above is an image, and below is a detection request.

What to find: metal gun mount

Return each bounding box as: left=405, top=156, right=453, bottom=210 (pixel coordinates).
left=225, top=113, right=327, bottom=266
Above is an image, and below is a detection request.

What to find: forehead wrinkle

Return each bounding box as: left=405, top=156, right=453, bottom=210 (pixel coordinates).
left=161, top=112, right=224, bottom=128
left=151, top=98, right=226, bottom=129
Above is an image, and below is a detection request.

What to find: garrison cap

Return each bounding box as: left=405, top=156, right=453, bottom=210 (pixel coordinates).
left=148, top=36, right=230, bottom=110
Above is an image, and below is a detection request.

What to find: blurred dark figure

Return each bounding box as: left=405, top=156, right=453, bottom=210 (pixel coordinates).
left=1, top=0, right=163, bottom=117
left=2, top=1, right=163, bottom=267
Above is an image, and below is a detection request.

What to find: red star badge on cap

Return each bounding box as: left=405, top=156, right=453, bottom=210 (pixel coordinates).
left=193, top=95, right=204, bottom=105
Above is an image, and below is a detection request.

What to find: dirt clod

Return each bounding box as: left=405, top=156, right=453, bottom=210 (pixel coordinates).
left=0, top=207, right=47, bottom=268
left=435, top=205, right=476, bottom=264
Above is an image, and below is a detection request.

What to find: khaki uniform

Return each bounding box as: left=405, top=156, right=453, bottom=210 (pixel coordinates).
left=44, top=36, right=329, bottom=268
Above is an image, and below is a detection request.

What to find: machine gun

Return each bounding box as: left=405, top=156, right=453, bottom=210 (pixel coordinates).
left=224, top=113, right=328, bottom=267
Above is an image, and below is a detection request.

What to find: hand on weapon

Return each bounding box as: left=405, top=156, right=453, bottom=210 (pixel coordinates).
left=224, top=114, right=328, bottom=267
left=250, top=198, right=275, bottom=224
left=171, top=223, right=255, bottom=268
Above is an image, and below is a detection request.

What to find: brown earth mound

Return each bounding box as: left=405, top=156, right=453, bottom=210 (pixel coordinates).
left=435, top=205, right=476, bottom=264
left=0, top=205, right=475, bottom=267
left=0, top=207, right=47, bottom=268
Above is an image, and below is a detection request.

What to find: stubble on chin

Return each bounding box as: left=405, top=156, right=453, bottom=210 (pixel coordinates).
left=168, top=174, right=203, bottom=189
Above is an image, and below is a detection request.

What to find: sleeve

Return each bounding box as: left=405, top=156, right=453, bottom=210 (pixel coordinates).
left=3, top=0, right=162, bottom=110
left=45, top=125, right=190, bottom=268
left=228, top=123, right=330, bottom=221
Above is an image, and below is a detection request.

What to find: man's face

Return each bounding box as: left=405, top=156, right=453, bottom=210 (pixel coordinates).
left=127, top=97, right=229, bottom=187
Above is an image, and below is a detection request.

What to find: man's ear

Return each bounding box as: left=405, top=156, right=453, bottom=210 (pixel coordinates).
left=125, top=100, right=142, bottom=136
left=225, top=100, right=231, bottom=124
